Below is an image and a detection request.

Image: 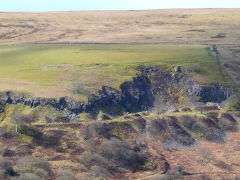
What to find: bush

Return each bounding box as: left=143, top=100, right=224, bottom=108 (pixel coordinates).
left=85, top=138, right=100, bottom=152
left=2, top=148, right=15, bottom=157
left=214, top=160, right=232, bottom=171
left=56, top=169, right=75, bottom=180
left=2, top=132, right=14, bottom=139
left=16, top=156, right=50, bottom=173
left=78, top=151, right=110, bottom=169
left=99, top=138, right=146, bottom=171
left=99, top=138, right=131, bottom=159
left=35, top=168, right=48, bottom=180
left=180, top=116, right=209, bottom=134
left=160, top=170, right=184, bottom=180
left=0, top=158, right=17, bottom=177
left=18, top=125, right=42, bottom=139
left=89, top=122, right=111, bottom=139
left=90, top=165, right=109, bottom=179
left=16, top=173, right=42, bottom=180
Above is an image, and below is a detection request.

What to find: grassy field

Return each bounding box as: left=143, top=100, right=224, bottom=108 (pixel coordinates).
left=0, top=9, right=238, bottom=101
left=0, top=44, right=232, bottom=102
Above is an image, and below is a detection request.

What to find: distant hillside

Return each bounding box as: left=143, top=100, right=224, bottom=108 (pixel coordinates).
left=0, top=9, right=240, bottom=45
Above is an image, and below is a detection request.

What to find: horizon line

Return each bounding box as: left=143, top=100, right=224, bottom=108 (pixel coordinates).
left=0, top=7, right=240, bottom=13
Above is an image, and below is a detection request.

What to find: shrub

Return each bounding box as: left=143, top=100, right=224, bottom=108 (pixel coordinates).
left=56, top=169, right=75, bottom=180
left=35, top=168, right=48, bottom=180
left=160, top=170, right=184, bottom=180
left=213, top=160, right=232, bottom=171
left=89, top=122, right=111, bottom=139
left=99, top=138, right=146, bottom=171
left=99, top=138, right=130, bottom=158
left=85, top=138, right=100, bottom=152
left=19, top=114, right=36, bottom=124
left=2, top=132, right=14, bottom=139
left=90, top=165, right=109, bottom=179
left=16, top=156, right=50, bottom=173
left=0, top=158, right=17, bottom=177
left=16, top=173, right=41, bottom=180
left=0, top=158, right=13, bottom=170
left=78, top=151, right=110, bottom=169
left=2, top=148, right=15, bottom=157
left=78, top=152, right=93, bottom=168
left=18, top=125, right=42, bottom=139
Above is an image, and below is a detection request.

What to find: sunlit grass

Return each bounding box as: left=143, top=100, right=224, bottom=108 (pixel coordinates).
left=0, top=44, right=233, bottom=100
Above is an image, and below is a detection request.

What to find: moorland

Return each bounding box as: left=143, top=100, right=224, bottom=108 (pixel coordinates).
left=0, top=9, right=239, bottom=180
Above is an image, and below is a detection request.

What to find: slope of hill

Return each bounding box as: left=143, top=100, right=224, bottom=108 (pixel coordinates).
left=0, top=9, right=239, bottom=180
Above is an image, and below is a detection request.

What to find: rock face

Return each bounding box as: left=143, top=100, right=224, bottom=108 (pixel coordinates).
left=86, top=75, right=155, bottom=113
left=120, top=75, right=154, bottom=112
left=198, top=84, right=231, bottom=103
left=139, top=65, right=232, bottom=112
left=85, top=86, right=122, bottom=113
left=0, top=92, right=84, bottom=119
left=0, top=66, right=232, bottom=119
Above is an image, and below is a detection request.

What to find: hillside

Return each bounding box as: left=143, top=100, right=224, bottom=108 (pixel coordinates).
left=0, top=9, right=239, bottom=180
left=0, top=9, right=240, bottom=45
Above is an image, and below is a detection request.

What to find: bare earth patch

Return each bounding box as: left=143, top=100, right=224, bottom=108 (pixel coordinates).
left=0, top=78, right=36, bottom=92
left=41, top=64, right=74, bottom=72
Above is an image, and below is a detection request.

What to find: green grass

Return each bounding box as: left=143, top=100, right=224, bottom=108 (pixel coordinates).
left=0, top=44, right=233, bottom=101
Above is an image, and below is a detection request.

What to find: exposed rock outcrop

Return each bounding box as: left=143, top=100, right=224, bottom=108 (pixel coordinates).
left=120, top=75, right=154, bottom=112
left=198, top=84, right=231, bottom=103
left=0, top=65, right=233, bottom=119
left=139, top=65, right=232, bottom=112
left=0, top=92, right=84, bottom=120
left=86, top=75, right=155, bottom=114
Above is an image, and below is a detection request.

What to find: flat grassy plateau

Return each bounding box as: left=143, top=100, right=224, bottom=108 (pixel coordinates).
left=0, top=44, right=232, bottom=102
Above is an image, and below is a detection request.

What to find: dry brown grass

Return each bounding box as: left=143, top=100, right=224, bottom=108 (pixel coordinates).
left=0, top=9, right=240, bottom=45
